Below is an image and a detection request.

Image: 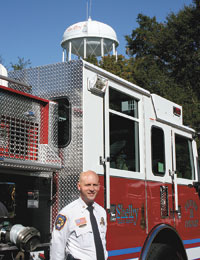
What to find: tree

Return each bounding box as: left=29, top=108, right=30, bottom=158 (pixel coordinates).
left=85, top=55, right=99, bottom=66
left=99, top=55, right=136, bottom=83
left=85, top=55, right=137, bottom=84
left=125, top=0, right=200, bottom=133
left=10, top=57, right=31, bottom=70
left=157, top=0, right=200, bottom=99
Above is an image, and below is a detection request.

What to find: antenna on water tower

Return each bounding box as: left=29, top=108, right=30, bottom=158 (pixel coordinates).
left=61, top=0, right=119, bottom=61
left=86, top=0, right=92, bottom=20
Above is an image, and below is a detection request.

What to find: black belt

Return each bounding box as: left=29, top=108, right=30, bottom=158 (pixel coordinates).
left=66, top=254, right=81, bottom=260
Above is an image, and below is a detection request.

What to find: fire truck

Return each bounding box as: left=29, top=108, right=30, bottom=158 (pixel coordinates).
left=0, top=60, right=200, bottom=260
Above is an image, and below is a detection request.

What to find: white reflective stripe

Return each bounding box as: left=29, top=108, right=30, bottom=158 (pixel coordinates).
left=124, top=258, right=139, bottom=260
left=186, top=246, right=200, bottom=260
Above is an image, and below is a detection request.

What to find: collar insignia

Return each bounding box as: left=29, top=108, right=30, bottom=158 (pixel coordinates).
left=100, top=217, right=105, bottom=226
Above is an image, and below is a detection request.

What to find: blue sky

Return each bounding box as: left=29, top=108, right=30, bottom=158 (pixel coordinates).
left=0, top=0, right=193, bottom=69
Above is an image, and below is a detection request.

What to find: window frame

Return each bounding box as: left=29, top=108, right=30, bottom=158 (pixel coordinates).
left=151, top=125, right=166, bottom=176
left=51, top=96, right=71, bottom=148
left=175, top=133, right=195, bottom=180
left=172, top=129, right=197, bottom=185
left=108, top=87, right=142, bottom=177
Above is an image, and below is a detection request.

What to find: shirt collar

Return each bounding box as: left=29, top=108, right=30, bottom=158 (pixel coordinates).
left=78, top=197, right=97, bottom=213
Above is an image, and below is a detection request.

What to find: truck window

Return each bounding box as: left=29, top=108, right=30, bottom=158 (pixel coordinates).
left=151, top=126, right=165, bottom=175
left=53, top=97, right=71, bottom=148
left=109, top=88, right=138, bottom=118
left=109, top=88, right=140, bottom=172
left=175, top=134, right=194, bottom=180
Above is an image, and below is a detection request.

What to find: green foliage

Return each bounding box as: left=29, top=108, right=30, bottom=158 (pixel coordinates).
left=10, top=57, right=31, bottom=70
left=84, top=55, right=99, bottom=66
left=125, top=14, right=165, bottom=58
left=125, top=1, right=200, bottom=138
left=99, top=55, right=136, bottom=84
left=159, top=2, right=200, bottom=98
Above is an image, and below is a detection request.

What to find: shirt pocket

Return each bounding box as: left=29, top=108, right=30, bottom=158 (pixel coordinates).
left=75, top=225, right=93, bottom=248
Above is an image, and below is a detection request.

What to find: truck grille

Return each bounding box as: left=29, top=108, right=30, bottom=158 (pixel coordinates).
left=0, top=115, right=39, bottom=161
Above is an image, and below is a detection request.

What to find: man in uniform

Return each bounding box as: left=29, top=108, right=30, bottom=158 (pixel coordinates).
left=50, top=170, right=107, bottom=260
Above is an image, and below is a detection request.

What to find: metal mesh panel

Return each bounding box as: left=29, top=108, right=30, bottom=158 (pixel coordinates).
left=160, top=185, right=169, bottom=217
left=9, top=61, right=84, bottom=227
left=0, top=115, right=39, bottom=160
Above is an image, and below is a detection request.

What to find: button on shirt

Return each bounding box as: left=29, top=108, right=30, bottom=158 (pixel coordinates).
left=50, top=197, right=107, bottom=260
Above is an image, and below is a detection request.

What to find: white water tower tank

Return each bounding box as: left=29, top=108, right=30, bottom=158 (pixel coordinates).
left=61, top=18, right=119, bottom=61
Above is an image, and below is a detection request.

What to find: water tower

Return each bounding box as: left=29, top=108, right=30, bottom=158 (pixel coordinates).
left=61, top=17, right=119, bottom=61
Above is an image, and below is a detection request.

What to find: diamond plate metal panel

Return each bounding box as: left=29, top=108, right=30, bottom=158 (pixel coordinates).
left=9, top=61, right=84, bottom=224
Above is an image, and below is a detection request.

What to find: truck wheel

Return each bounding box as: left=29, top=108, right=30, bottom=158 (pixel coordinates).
left=147, top=243, right=182, bottom=260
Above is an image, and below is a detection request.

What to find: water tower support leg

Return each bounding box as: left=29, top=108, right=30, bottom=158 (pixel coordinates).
left=113, top=43, right=116, bottom=56
left=62, top=49, right=65, bottom=62
left=84, top=38, right=87, bottom=59
left=101, top=38, right=104, bottom=57
left=68, top=41, right=72, bottom=61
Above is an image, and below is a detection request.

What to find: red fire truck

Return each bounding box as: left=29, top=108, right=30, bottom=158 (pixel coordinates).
left=0, top=60, right=200, bottom=260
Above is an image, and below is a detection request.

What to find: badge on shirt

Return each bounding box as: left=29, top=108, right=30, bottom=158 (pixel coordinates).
left=100, top=217, right=105, bottom=226
left=75, top=217, right=87, bottom=227
left=55, top=214, right=67, bottom=230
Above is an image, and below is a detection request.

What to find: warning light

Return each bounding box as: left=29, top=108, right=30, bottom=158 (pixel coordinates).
left=173, top=107, right=181, bottom=117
